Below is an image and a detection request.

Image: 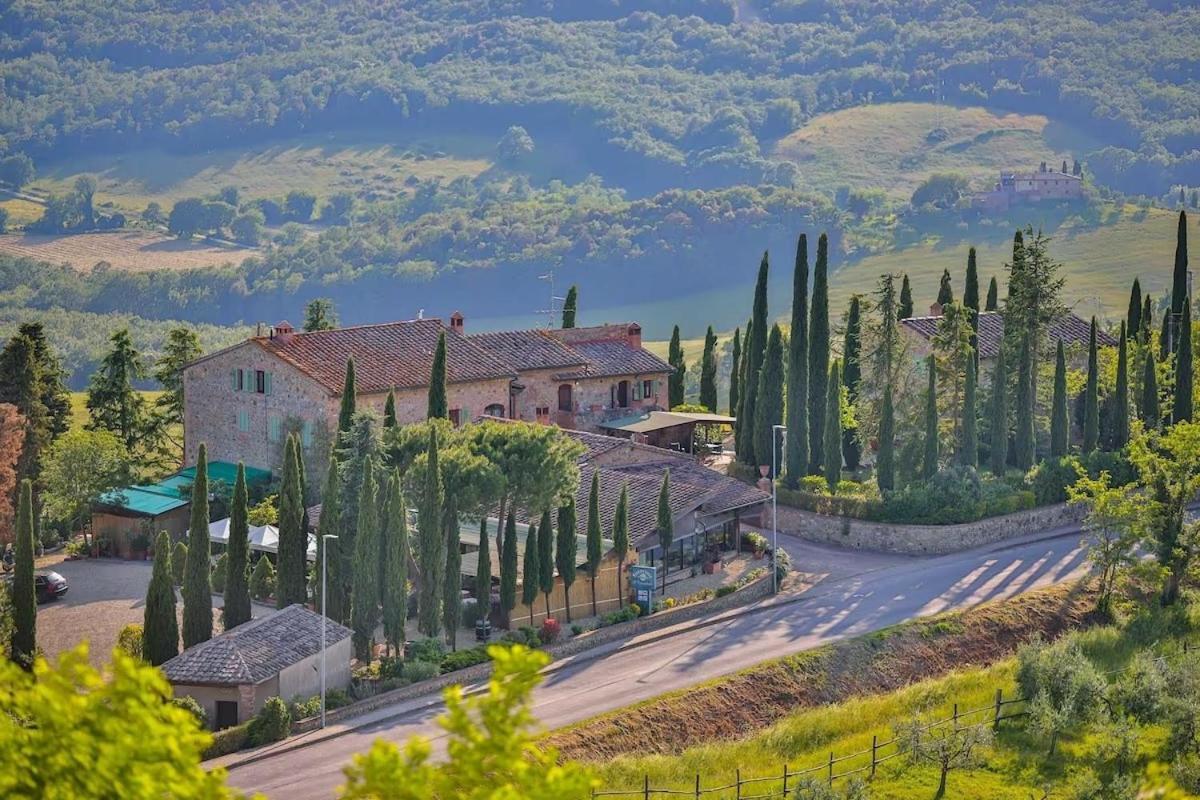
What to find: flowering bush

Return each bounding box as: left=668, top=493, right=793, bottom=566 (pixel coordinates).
left=539, top=617, right=561, bottom=644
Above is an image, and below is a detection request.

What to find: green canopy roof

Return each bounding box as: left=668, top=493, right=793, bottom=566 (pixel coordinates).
left=178, top=461, right=271, bottom=486
left=95, top=461, right=272, bottom=518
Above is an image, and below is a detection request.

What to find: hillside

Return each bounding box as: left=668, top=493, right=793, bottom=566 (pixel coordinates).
left=0, top=230, right=250, bottom=273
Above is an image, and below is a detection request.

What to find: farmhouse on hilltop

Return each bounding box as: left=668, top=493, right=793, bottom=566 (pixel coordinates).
left=973, top=162, right=1084, bottom=212
left=182, top=314, right=671, bottom=471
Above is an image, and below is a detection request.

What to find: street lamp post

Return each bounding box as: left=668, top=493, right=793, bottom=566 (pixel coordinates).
left=771, top=424, right=787, bottom=595
left=320, top=533, right=338, bottom=729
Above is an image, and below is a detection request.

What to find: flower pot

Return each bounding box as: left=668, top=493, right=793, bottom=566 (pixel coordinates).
left=758, top=465, right=770, bottom=478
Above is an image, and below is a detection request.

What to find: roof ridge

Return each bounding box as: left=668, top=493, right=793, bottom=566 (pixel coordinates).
left=256, top=317, right=441, bottom=341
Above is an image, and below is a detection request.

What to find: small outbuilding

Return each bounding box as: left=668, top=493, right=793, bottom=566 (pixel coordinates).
left=161, top=604, right=352, bottom=730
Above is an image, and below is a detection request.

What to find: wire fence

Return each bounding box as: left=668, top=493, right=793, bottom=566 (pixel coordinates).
left=593, top=642, right=1194, bottom=800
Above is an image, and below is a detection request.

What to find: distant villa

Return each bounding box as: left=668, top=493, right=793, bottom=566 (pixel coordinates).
left=974, top=161, right=1083, bottom=212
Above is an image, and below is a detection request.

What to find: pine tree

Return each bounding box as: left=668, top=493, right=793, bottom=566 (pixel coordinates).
left=562, top=285, right=578, bottom=328
left=86, top=328, right=152, bottom=455
left=936, top=269, right=953, bottom=307
left=656, top=471, right=673, bottom=596
left=1015, top=337, right=1036, bottom=470
left=741, top=254, right=770, bottom=465
left=1050, top=340, right=1069, bottom=457
left=809, top=234, right=831, bottom=473
left=1128, top=279, right=1143, bottom=337
left=1171, top=210, right=1189, bottom=352
left=10, top=479, right=35, bottom=668
left=303, top=298, right=338, bottom=332
left=699, top=326, right=718, bottom=412
left=613, top=482, right=630, bottom=609
left=1174, top=298, right=1193, bottom=424
left=985, top=277, right=999, bottom=312
left=223, top=463, right=252, bottom=629
left=1111, top=322, right=1130, bottom=449
left=556, top=498, right=578, bottom=623
left=877, top=385, right=895, bottom=492
left=536, top=509, right=554, bottom=619
left=143, top=530, right=179, bottom=666
left=898, top=274, right=914, bottom=319
left=427, top=331, right=448, bottom=419
left=351, top=459, right=379, bottom=661
left=989, top=348, right=1009, bottom=477
left=1142, top=346, right=1161, bottom=429
left=338, top=358, right=356, bottom=433
left=521, top=522, right=539, bottom=626
left=785, top=233, right=809, bottom=487
left=728, top=328, right=742, bottom=416
left=473, top=516, right=489, bottom=629
left=667, top=325, right=685, bottom=409
left=584, top=471, right=602, bottom=616
left=418, top=427, right=445, bottom=637
left=922, top=357, right=939, bottom=480
left=499, top=512, right=518, bottom=623
left=841, top=296, right=862, bottom=470
left=316, top=456, right=342, bottom=621
left=964, top=248, right=980, bottom=363
left=960, top=355, right=978, bottom=467
left=753, top=325, right=785, bottom=474
left=823, top=361, right=842, bottom=491
left=276, top=435, right=306, bottom=608
left=443, top=500, right=462, bottom=649
left=181, top=444, right=212, bottom=648
left=383, top=390, right=397, bottom=428
left=381, top=472, right=410, bottom=652
left=1083, top=319, right=1100, bottom=451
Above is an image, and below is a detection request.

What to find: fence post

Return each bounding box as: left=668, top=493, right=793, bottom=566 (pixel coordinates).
left=870, top=735, right=877, bottom=779
left=782, top=763, right=788, bottom=798
left=952, top=703, right=958, bottom=730
left=993, top=688, right=1003, bottom=730
left=736, top=768, right=741, bottom=800
left=644, top=774, right=649, bottom=800
left=828, top=752, right=834, bottom=785
left=695, top=773, right=700, bottom=800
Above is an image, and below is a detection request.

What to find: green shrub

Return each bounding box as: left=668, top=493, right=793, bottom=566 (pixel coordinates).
left=501, top=626, right=541, bottom=648
left=571, top=623, right=584, bottom=636
left=211, top=553, right=227, bottom=594
left=460, top=598, right=482, bottom=630
left=740, top=531, right=768, bottom=552
left=202, top=722, right=250, bottom=759
left=246, top=696, right=291, bottom=746
left=440, top=646, right=491, bottom=674
left=1026, top=456, right=1085, bottom=505
left=407, top=637, right=447, bottom=664
left=249, top=556, right=275, bottom=601
left=715, top=585, right=737, bottom=598
left=171, top=540, right=187, bottom=586
left=116, top=623, right=143, bottom=660
left=600, top=605, right=640, bottom=626
left=799, top=475, right=829, bottom=494
left=773, top=548, right=791, bottom=585
left=173, top=695, right=207, bottom=728
left=403, top=660, right=440, bottom=683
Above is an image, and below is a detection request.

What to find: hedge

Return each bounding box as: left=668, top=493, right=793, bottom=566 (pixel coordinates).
left=202, top=722, right=250, bottom=760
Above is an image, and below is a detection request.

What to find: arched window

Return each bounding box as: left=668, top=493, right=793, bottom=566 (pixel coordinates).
left=617, top=380, right=630, bottom=408
left=484, top=403, right=505, bottom=419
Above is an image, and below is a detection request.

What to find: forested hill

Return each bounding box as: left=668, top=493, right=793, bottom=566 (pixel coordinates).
left=1, top=0, right=1197, bottom=195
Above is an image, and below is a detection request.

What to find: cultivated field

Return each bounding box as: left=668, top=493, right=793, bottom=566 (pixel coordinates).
left=0, top=230, right=250, bottom=272
left=773, top=102, right=1100, bottom=200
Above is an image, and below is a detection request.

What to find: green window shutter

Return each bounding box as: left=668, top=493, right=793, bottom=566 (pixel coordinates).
left=632, top=381, right=642, bottom=401
left=264, top=372, right=273, bottom=396
left=302, top=420, right=313, bottom=448
left=231, top=369, right=238, bottom=391
left=268, top=416, right=280, bottom=443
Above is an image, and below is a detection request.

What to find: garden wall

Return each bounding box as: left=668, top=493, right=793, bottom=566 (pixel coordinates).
left=774, top=501, right=1085, bottom=556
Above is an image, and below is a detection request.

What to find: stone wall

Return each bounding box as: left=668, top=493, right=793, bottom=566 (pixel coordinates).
left=359, top=378, right=512, bottom=427
left=775, top=502, right=1085, bottom=556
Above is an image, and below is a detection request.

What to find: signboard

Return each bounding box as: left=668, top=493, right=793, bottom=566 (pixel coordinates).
left=629, top=565, right=656, bottom=610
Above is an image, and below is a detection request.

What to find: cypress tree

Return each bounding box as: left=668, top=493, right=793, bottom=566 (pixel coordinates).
left=1171, top=210, right=1189, bottom=351
left=181, top=444, right=212, bottom=648
left=736, top=317, right=753, bottom=461
left=417, top=427, right=445, bottom=636
left=379, top=470, right=405, bottom=653
left=753, top=325, right=785, bottom=474
left=143, top=530, right=178, bottom=666
left=989, top=348, right=1009, bottom=477
left=785, top=233, right=809, bottom=487
left=699, top=326, right=718, bottom=412
left=315, top=456, right=342, bottom=622
left=276, top=435, right=306, bottom=608
left=427, top=331, right=448, bottom=419
left=1174, top=297, right=1194, bottom=424
left=1015, top=338, right=1036, bottom=470
left=960, top=354, right=978, bottom=467
left=936, top=269, right=953, bottom=307
left=171, top=540, right=187, bottom=587
left=585, top=471, right=602, bottom=616
left=922, top=356, right=939, bottom=480
left=656, top=471, right=673, bottom=596
left=985, top=276, right=999, bottom=312
left=1142, top=295, right=1153, bottom=345
left=728, top=327, right=742, bottom=416
left=521, top=522, right=539, bottom=626
left=443, top=500, right=462, bottom=649
left=1142, top=346, right=1161, bottom=429
left=899, top=274, right=914, bottom=319
left=841, top=296, right=862, bottom=470
left=556, top=499, right=577, bottom=622
left=537, top=509, right=554, bottom=619
left=338, top=358, right=356, bottom=432
left=383, top=390, right=397, bottom=429
left=473, top=516, right=489, bottom=630
left=1161, top=310, right=1172, bottom=362
left=499, top=512, right=518, bottom=623
left=823, top=361, right=842, bottom=492
left=964, top=248, right=980, bottom=363
left=562, top=285, right=578, bottom=328
left=1111, top=322, right=1130, bottom=449
left=10, top=479, right=35, bottom=668
left=1128, top=279, right=1143, bottom=338
left=808, top=234, right=830, bottom=473
left=1083, top=319, right=1101, bottom=451
left=667, top=325, right=685, bottom=409
left=223, top=463, right=252, bottom=629
left=613, top=483, right=630, bottom=609
left=877, top=385, right=895, bottom=492
left=350, top=459, right=379, bottom=660
left=741, top=254, right=770, bottom=465
left=1050, top=340, right=1069, bottom=457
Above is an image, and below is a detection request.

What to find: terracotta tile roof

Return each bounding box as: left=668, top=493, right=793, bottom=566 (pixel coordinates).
left=161, top=605, right=351, bottom=686
left=467, top=329, right=588, bottom=372
left=469, top=325, right=671, bottom=380
left=256, top=319, right=515, bottom=394
left=556, top=340, right=672, bottom=379
left=900, top=311, right=1116, bottom=359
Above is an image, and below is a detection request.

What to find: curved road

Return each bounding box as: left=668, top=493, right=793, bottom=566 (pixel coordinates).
left=225, top=526, right=1091, bottom=798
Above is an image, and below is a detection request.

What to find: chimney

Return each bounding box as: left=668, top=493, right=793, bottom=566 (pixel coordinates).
left=273, top=320, right=296, bottom=344
left=626, top=323, right=642, bottom=349
left=929, top=302, right=944, bottom=316
left=449, top=310, right=465, bottom=333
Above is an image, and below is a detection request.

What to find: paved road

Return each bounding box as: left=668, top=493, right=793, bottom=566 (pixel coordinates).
left=225, top=526, right=1091, bottom=798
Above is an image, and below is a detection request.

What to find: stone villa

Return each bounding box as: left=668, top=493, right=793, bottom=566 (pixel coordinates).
left=974, top=163, right=1083, bottom=212
left=182, top=314, right=672, bottom=471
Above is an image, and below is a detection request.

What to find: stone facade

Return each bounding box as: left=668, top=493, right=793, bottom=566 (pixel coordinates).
left=511, top=367, right=662, bottom=428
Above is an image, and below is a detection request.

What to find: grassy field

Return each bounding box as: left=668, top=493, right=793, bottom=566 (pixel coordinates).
left=0, top=197, right=46, bottom=226
left=68, top=391, right=165, bottom=432
left=0, top=230, right=251, bottom=272
left=772, top=102, right=1101, bottom=201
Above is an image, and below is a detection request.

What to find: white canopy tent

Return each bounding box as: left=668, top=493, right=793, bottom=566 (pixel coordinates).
left=208, top=519, right=317, bottom=561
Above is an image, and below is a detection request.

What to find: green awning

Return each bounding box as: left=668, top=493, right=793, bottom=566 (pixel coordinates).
left=177, top=461, right=271, bottom=486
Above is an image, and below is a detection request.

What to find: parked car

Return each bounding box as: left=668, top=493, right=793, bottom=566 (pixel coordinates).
left=1, top=570, right=69, bottom=603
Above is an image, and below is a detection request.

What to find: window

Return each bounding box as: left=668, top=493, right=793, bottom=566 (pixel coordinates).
left=301, top=420, right=313, bottom=449
left=267, top=415, right=282, bottom=443
left=236, top=409, right=250, bottom=433
left=449, top=408, right=461, bottom=426
left=215, top=700, right=239, bottom=730
left=536, top=406, right=550, bottom=421
left=255, top=370, right=266, bottom=394
left=557, top=384, right=573, bottom=412
left=632, top=381, right=642, bottom=401
left=643, top=379, right=654, bottom=399
left=231, top=368, right=245, bottom=392
left=484, top=403, right=505, bottom=418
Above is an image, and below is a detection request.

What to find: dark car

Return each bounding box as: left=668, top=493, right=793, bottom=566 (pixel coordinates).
left=35, top=571, right=69, bottom=603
